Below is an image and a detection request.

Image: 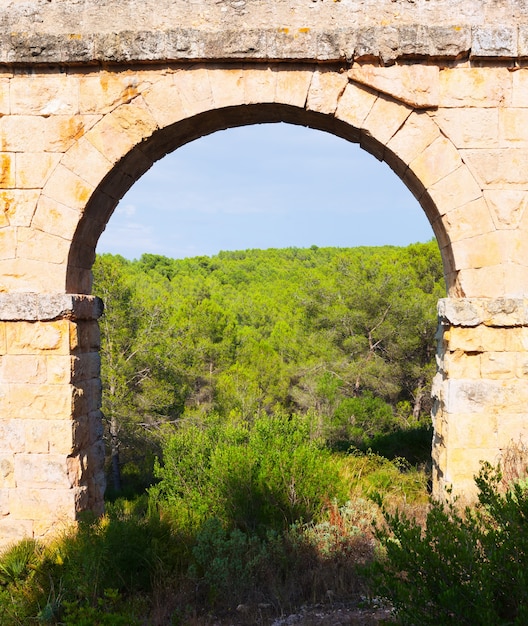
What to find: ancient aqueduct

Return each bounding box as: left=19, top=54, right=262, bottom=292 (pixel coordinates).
left=1, top=0, right=528, bottom=544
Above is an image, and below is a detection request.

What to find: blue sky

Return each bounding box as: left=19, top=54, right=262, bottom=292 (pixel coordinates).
left=96, top=122, right=434, bottom=260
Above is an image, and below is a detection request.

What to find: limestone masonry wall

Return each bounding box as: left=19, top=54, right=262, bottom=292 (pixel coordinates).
left=2, top=0, right=528, bottom=65
left=1, top=0, right=528, bottom=543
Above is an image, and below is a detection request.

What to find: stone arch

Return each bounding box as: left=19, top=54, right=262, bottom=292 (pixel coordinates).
left=3, top=61, right=528, bottom=545
left=30, top=65, right=484, bottom=297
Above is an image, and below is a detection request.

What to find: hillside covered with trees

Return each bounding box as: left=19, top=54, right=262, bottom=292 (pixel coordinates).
left=93, top=241, right=445, bottom=494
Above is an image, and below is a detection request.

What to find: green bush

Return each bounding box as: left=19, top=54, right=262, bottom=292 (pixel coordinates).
left=371, top=462, right=528, bottom=625
left=152, top=413, right=348, bottom=533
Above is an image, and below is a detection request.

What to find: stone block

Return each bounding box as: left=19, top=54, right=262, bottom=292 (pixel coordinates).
left=0, top=518, right=33, bottom=549
left=243, top=66, right=277, bottom=105
left=408, top=135, right=463, bottom=190
left=334, top=82, right=377, bottom=133
left=274, top=67, right=313, bottom=108
left=14, top=453, right=71, bottom=488
left=71, top=352, right=101, bottom=383
left=0, top=419, right=25, bottom=453
left=10, top=72, right=79, bottom=115
left=385, top=111, right=441, bottom=176
left=25, top=420, right=52, bottom=454
left=361, top=94, right=411, bottom=146
left=461, top=148, right=528, bottom=187
left=450, top=231, right=508, bottom=271
left=5, top=320, right=70, bottom=355
left=0, top=153, right=15, bottom=188
left=69, top=320, right=101, bottom=352
left=0, top=228, right=17, bottom=260
left=512, top=68, right=528, bottom=108
left=499, top=108, right=528, bottom=146
left=0, top=189, right=39, bottom=227
left=9, top=486, right=76, bottom=521
left=0, top=115, right=47, bottom=152
left=42, top=164, right=94, bottom=213
left=431, top=108, right=499, bottom=150
left=141, top=75, right=190, bottom=128
left=3, top=384, right=73, bottom=420
left=171, top=66, right=214, bottom=118
left=79, top=70, right=143, bottom=115
left=85, top=99, right=159, bottom=165
left=208, top=67, right=246, bottom=109
left=438, top=67, right=512, bottom=108
left=306, top=69, right=348, bottom=116
left=0, top=354, right=47, bottom=384
left=60, top=136, right=112, bottom=189
left=0, top=456, right=15, bottom=489
left=485, top=189, right=528, bottom=230
left=16, top=228, right=71, bottom=265
left=348, top=64, right=439, bottom=109
left=441, top=197, right=495, bottom=243
left=427, top=165, right=482, bottom=217
left=31, top=196, right=81, bottom=242
left=481, top=352, right=516, bottom=378
left=443, top=349, right=481, bottom=379
left=471, top=27, right=517, bottom=59
left=447, top=412, right=498, bottom=449
left=15, top=152, right=61, bottom=189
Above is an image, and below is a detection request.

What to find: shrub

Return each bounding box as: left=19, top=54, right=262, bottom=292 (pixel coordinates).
left=371, top=461, right=528, bottom=625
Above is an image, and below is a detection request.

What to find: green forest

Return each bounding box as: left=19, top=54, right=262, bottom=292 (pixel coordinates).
left=94, top=241, right=444, bottom=495
left=2, top=241, right=528, bottom=625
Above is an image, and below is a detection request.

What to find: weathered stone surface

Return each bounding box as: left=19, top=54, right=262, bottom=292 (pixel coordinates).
left=0, top=294, right=103, bottom=322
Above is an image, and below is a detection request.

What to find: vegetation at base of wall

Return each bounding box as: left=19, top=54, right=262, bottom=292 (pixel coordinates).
left=370, top=449, right=528, bottom=625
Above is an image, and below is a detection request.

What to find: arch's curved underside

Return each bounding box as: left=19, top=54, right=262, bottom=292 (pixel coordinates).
left=1, top=0, right=528, bottom=544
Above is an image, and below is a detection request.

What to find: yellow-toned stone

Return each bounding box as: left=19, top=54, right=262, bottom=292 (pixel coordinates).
left=60, top=136, right=113, bottom=189
left=6, top=321, right=70, bottom=355
left=24, top=421, right=51, bottom=454
left=0, top=258, right=66, bottom=293
left=455, top=265, right=505, bottom=299
left=441, top=197, right=495, bottom=243
left=9, top=487, right=76, bottom=521
left=46, top=355, right=74, bottom=384
left=0, top=456, right=15, bottom=489
left=243, top=67, right=277, bottom=105
left=431, top=108, right=499, bottom=149
left=84, top=98, right=159, bottom=164
left=0, top=115, right=47, bottom=152
left=274, top=67, right=313, bottom=108
left=386, top=111, right=441, bottom=170
left=485, top=189, right=528, bottom=230
left=0, top=228, right=17, bottom=260
left=2, top=384, right=73, bottom=420
left=427, top=165, right=482, bottom=216
left=42, top=164, right=94, bottom=213
left=0, top=190, right=39, bottom=227
left=306, top=69, right=348, bottom=115
left=31, top=196, right=81, bottom=242
left=481, top=352, right=516, bottom=378
left=447, top=413, right=498, bottom=449
left=349, top=64, right=439, bottom=109
left=0, top=354, right=47, bottom=384
left=15, top=152, right=60, bottom=189
left=0, top=323, right=6, bottom=355
left=17, top=228, right=70, bottom=264
left=499, top=108, right=528, bottom=146
left=69, top=321, right=101, bottom=352
left=44, top=115, right=102, bottom=153
left=172, top=67, right=214, bottom=117
left=10, top=73, right=79, bottom=115
left=335, top=81, right=377, bottom=131
left=79, top=70, right=146, bottom=115
left=0, top=153, right=15, bottom=188
left=361, top=94, right=411, bottom=146
left=438, top=67, right=512, bottom=108
left=208, top=67, right=246, bottom=109
left=0, top=78, right=10, bottom=115
left=512, top=69, right=528, bottom=107
left=443, top=349, right=481, bottom=378
left=141, top=77, right=190, bottom=128
left=408, top=135, right=462, bottom=189
left=461, top=148, right=528, bottom=187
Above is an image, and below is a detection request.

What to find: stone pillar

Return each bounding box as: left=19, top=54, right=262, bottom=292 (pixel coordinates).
left=0, top=294, right=105, bottom=547
left=433, top=298, right=528, bottom=502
